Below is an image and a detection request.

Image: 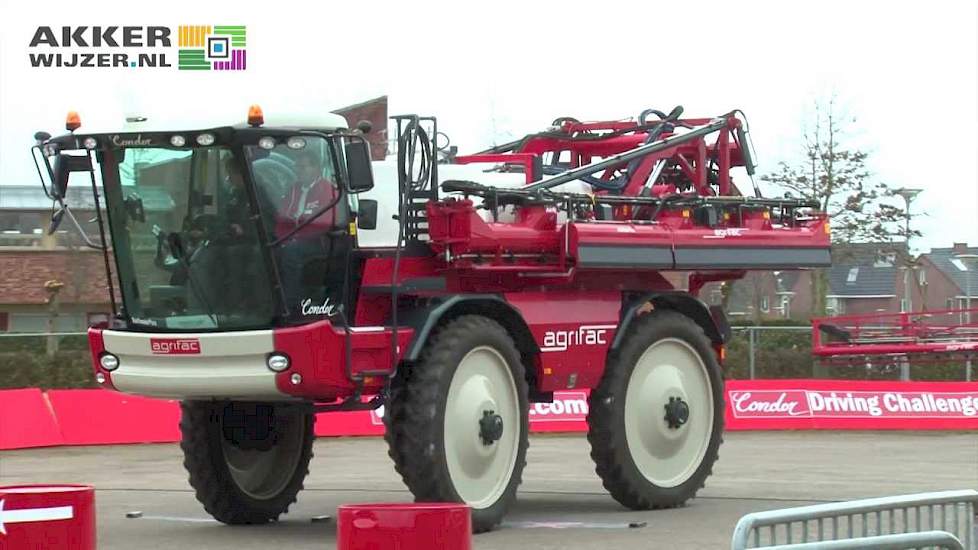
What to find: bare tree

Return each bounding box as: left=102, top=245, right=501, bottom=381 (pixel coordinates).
left=762, top=97, right=915, bottom=316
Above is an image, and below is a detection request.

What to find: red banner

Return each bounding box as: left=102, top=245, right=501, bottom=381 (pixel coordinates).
left=3, top=380, right=977, bottom=450
left=725, top=379, right=978, bottom=430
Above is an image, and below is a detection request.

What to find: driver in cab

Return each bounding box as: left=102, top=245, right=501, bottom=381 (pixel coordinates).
left=275, top=151, right=340, bottom=312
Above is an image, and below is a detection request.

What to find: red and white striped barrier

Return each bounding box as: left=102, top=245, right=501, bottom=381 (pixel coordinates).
left=2, top=380, right=976, bottom=450
left=0, top=485, right=95, bottom=549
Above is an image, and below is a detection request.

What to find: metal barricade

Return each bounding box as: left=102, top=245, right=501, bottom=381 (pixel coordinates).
left=731, top=490, right=977, bottom=549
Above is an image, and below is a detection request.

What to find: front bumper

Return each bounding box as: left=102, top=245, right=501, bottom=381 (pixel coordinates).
left=88, top=321, right=414, bottom=401
left=93, top=328, right=285, bottom=400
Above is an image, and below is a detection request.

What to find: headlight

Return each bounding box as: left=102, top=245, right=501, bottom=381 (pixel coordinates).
left=196, top=133, right=215, bottom=146
left=82, top=137, right=98, bottom=150
left=170, top=135, right=186, bottom=147
left=99, top=353, right=120, bottom=371
left=286, top=137, right=306, bottom=150
left=266, top=353, right=291, bottom=372
left=258, top=136, right=276, bottom=150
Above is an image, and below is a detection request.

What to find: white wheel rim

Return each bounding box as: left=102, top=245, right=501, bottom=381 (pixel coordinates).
left=222, top=418, right=304, bottom=500
left=443, top=346, right=520, bottom=509
left=624, top=337, right=713, bottom=488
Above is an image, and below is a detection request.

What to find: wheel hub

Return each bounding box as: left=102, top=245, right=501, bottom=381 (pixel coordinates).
left=479, top=410, right=504, bottom=445
left=663, top=396, right=690, bottom=429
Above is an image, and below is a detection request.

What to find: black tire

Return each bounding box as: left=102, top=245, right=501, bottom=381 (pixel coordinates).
left=180, top=401, right=314, bottom=524
left=587, top=310, right=724, bottom=510
left=384, top=315, right=529, bottom=533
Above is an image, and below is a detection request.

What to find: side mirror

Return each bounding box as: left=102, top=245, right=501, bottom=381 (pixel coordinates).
left=51, top=153, right=93, bottom=199
left=344, top=139, right=374, bottom=193
left=357, top=199, right=378, bottom=230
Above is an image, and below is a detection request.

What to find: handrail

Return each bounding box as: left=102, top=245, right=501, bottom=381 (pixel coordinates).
left=731, top=490, right=977, bottom=549
left=758, top=531, right=963, bottom=550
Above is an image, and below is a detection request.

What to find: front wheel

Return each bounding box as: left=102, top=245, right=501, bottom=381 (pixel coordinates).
left=587, top=310, right=724, bottom=510
left=385, top=315, right=529, bottom=533
left=180, top=401, right=314, bottom=524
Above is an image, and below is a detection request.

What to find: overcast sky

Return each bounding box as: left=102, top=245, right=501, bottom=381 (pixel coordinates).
left=1, top=0, right=975, bottom=252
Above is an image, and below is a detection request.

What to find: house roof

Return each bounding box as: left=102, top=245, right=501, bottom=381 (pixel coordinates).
left=0, top=185, right=174, bottom=212
left=1, top=185, right=101, bottom=212
left=827, top=263, right=898, bottom=297
left=830, top=241, right=908, bottom=264
left=923, top=246, right=978, bottom=297
left=825, top=242, right=907, bottom=297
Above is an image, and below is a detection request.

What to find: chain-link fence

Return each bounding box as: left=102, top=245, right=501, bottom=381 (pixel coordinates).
left=0, top=327, right=973, bottom=390
left=727, top=326, right=974, bottom=381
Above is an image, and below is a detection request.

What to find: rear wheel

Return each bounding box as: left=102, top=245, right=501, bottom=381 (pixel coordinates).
left=180, top=401, right=314, bottom=524
left=587, top=310, right=723, bottom=510
left=385, top=315, right=529, bottom=533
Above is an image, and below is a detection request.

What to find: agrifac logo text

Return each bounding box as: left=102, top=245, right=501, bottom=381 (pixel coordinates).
left=28, top=25, right=246, bottom=70
left=540, top=325, right=615, bottom=353
left=150, top=338, right=201, bottom=355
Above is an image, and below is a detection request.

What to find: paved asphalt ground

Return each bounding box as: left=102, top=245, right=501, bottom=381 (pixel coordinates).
left=1, top=432, right=975, bottom=549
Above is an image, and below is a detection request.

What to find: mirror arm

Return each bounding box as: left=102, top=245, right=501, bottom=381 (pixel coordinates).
left=57, top=202, right=108, bottom=250
left=31, top=145, right=55, bottom=199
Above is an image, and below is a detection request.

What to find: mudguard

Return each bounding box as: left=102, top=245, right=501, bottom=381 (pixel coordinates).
left=400, top=294, right=540, bottom=362
left=613, top=292, right=730, bottom=349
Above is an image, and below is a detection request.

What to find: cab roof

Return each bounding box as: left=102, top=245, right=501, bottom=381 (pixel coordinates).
left=68, top=111, right=349, bottom=135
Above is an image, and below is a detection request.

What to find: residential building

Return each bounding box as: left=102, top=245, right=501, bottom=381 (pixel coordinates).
left=915, top=243, right=978, bottom=315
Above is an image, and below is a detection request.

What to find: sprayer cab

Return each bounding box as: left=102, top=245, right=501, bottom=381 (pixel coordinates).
left=33, top=108, right=375, bottom=326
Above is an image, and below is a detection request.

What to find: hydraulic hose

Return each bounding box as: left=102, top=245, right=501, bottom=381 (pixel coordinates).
left=389, top=117, right=433, bottom=377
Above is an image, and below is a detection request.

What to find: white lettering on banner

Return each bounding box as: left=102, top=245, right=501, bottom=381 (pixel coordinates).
left=541, top=325, right=615, bottom=352
left=808, top=392, right=883, bottom=417
left=528, top=393, right=589, bottom=420
left=371, top=404, right=385, bottom=425
left=730, top=391, right=807, bottom=417
left=369, top=392, right=590, bottom=426
left=729, top=389, right=978, bottom=419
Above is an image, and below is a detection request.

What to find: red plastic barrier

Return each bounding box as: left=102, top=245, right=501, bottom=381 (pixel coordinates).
left=0, top=389, right=63, bottom=450
left=314, top=409, right=384, bottom=437
left=337, top=503, right=471, bottom=550
left=725, top=379, right=978, bottom=430
left=45, top=390, right=180, bottom=446
left=0, top=485, right=95, bottom=550
left=6, top=380, right=978, bottom=450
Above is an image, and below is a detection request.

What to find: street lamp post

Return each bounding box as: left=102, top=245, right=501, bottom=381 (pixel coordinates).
left=895, top=188, right=922, bottom=312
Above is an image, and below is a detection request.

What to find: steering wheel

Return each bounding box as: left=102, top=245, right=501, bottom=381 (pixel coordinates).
left=186, top=213, right=226, bottom=243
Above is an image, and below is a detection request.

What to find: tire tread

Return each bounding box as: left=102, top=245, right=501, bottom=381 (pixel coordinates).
left=587, top=310, right=724, bottom=510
